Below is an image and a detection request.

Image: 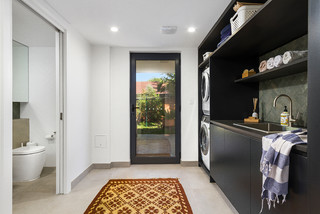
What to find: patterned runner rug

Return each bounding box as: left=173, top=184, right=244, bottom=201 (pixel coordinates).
left=85, top=178, right=193, bottom=214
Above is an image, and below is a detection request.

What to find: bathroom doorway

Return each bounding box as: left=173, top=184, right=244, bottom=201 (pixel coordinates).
left=12, top=0, right=65, bottom=205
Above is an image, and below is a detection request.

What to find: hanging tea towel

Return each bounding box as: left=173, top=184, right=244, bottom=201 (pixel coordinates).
left=260, top=129, right=307, bottom=213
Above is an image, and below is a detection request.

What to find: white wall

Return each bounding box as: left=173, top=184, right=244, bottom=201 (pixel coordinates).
left=91, top=47, right=198, bottom=163
left=90, top=45, right=111, bottom=163
left=20, top=47, right=56, bottom=167
left=66, top=31, right=92, bottom=189
left=179, top=49, right=199, bottom=161
left=0, top=0, right=13, bottom=213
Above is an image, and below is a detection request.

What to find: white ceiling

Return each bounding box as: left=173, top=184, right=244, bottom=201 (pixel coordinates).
left=13, top=0, right=56, bottom=47
left=44, top=0, right=230, bottom=47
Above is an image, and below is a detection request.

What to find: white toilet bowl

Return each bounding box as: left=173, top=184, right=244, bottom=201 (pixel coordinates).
left=13, top=145, right=46, bottom=182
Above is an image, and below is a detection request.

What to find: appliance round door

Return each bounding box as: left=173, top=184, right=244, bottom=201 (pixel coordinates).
left=200, top=124, right=209, bottom=155
left=201, top=71, right=210, bottom=102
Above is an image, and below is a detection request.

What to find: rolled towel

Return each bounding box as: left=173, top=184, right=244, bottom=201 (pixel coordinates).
left=267, top=57, right=275, bottom=70
left=259, top=60, right=267, bottom=72
left=273, top=55, right=283, bottom=68
left=282, top=50, right=308, bottom=64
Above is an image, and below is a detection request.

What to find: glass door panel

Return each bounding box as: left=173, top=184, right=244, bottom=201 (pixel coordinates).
left=135, top=60, right=176, bottom=157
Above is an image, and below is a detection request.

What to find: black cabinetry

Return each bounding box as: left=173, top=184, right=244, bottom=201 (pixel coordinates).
left=308, top=0, right=320, bottom=213
left=250, top=138, right=264, bottom=214
left=251, top=138, right=308, bottom=214
left=211, top=125, right=251, bottom=213
left=211, top=123, right=308, bottom=214
left=210, top=125, right=224, bottom=184
left=224, top=130, right=251, bottom=214
left=198, top=0, right=308, bottom=176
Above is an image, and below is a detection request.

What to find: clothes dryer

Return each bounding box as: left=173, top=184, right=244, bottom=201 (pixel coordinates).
left=201, top=67, right=210, bottom=115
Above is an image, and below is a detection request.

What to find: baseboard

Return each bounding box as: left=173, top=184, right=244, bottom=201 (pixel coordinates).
left=71, top=162, right=130, bottom=189
left=71, top=164, right=94, bottom=189
left=93, top=163, right=111, bottom=169
left=111, top=162, right=131, bottom=168
left=180, top=161, right=198, bottom=167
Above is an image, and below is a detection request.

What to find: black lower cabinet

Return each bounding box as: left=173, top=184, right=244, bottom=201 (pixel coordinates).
left=224, top=130, right=251, bottom=214
left=210, top=125, right=225, bottom=185
left=251, top=139, right=308, bottom=214
left=211, top=124, right=308, bottom=214
left=250, top=138, right=264, bottom=214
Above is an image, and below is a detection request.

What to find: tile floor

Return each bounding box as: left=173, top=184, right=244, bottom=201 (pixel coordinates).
left=13, top=165, right=238, bottom=214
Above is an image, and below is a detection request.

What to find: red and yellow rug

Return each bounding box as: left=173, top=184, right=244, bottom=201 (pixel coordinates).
left=85, top=178, right=193, bottom=214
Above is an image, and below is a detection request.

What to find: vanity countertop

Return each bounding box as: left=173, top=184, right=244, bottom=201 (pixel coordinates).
left=210, top=120, right=307, bottom=155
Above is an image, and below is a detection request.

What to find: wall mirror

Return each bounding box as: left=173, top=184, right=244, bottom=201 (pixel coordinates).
left=13, top=40, right=29, bottom=102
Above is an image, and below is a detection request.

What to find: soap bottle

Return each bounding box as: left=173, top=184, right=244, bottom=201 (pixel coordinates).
left=281, top=106, right=289, bottom=126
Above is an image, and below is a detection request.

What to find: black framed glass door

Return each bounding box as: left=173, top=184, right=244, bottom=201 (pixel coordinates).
left=130, top=53, right=181, bottom=164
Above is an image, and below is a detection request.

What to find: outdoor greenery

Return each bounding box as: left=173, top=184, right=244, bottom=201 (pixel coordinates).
left=136, top=85, right=164, bottom=126
left=137, top=73, right=176, bottom=131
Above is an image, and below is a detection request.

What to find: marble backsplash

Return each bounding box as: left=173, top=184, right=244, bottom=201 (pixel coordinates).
left=259, top=72, right=307, bottom=127
left=258, top=35, right=308, bottom=127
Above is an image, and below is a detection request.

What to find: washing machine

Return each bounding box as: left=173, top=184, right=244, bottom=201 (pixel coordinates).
left=201, top=67, right=210, bottom=115
left=200, top=116, right=210, bottom=171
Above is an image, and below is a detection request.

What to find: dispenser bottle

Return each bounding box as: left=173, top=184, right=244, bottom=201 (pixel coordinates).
left=281, top=106, right=289, bottom=126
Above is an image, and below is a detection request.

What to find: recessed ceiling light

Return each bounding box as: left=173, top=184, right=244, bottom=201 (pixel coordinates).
left=188, top=27, right=196, bottom=33
left=110, top=27, right=119, bottom=32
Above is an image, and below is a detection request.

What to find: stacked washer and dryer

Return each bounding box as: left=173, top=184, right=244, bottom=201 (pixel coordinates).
left=200, top=67, right=210, bottom=172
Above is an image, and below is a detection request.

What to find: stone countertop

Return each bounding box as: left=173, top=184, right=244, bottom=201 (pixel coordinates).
left=210, top=120, right=307, bottom=155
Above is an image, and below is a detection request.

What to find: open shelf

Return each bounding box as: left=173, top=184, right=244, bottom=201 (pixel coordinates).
left=198, top=0, right=266, bottom=56
left=198, top=53, right=213, bottom=69
left=199, top=0, right=308, bottom=60
left=234, top=57, right=307, bottom=83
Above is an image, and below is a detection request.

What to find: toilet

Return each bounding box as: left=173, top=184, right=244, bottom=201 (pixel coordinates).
left=13, top=142, right=46, bottom=182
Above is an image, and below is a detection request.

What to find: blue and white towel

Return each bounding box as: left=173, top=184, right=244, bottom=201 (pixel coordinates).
left=260, top=129, right=307, bottom=212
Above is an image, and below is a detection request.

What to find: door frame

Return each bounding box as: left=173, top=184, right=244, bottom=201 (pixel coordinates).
left=130, top=53, right=181, bottom=164
left=15, top=0, right=67, bottom=194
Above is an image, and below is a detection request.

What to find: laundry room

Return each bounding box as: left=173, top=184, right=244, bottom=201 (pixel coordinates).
left=0, top=0, right=319, bottom=214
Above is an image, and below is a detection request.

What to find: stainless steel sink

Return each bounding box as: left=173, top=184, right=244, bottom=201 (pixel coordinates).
left=233, top=122, right=299, bottom=134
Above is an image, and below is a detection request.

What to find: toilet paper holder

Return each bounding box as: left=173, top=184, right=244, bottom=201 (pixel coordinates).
left=45, top=132, right=56, bottom=140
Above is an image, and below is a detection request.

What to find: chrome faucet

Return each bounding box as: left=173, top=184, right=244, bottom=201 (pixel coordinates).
left=273, top=94, right=296, bottom=127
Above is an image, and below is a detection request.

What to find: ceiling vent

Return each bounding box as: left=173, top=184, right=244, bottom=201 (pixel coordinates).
left=161, top=26, right=177, bottom=34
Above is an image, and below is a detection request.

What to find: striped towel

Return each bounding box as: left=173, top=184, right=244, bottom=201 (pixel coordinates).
left=260, top=129, right=307, bottom=212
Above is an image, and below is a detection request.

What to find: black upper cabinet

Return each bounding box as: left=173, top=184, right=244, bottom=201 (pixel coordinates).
left=198, top=0, right=267, bottom=62
left=198, top=0, right=308, bottom=63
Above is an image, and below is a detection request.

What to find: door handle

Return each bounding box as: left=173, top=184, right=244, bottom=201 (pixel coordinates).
left=131, top=104, right=139, bottom=113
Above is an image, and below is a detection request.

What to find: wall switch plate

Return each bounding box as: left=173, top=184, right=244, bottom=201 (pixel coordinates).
left=95, top=135, right=107, bottom=148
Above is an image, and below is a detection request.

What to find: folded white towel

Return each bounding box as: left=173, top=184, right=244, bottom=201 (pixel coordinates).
left=282, top=50, right=308, bottom=64
left=267, top=57, right=274, bottom=70
left=274, top=55, right=283, bottom=68
left=259, top=60, right=267, bottom=72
